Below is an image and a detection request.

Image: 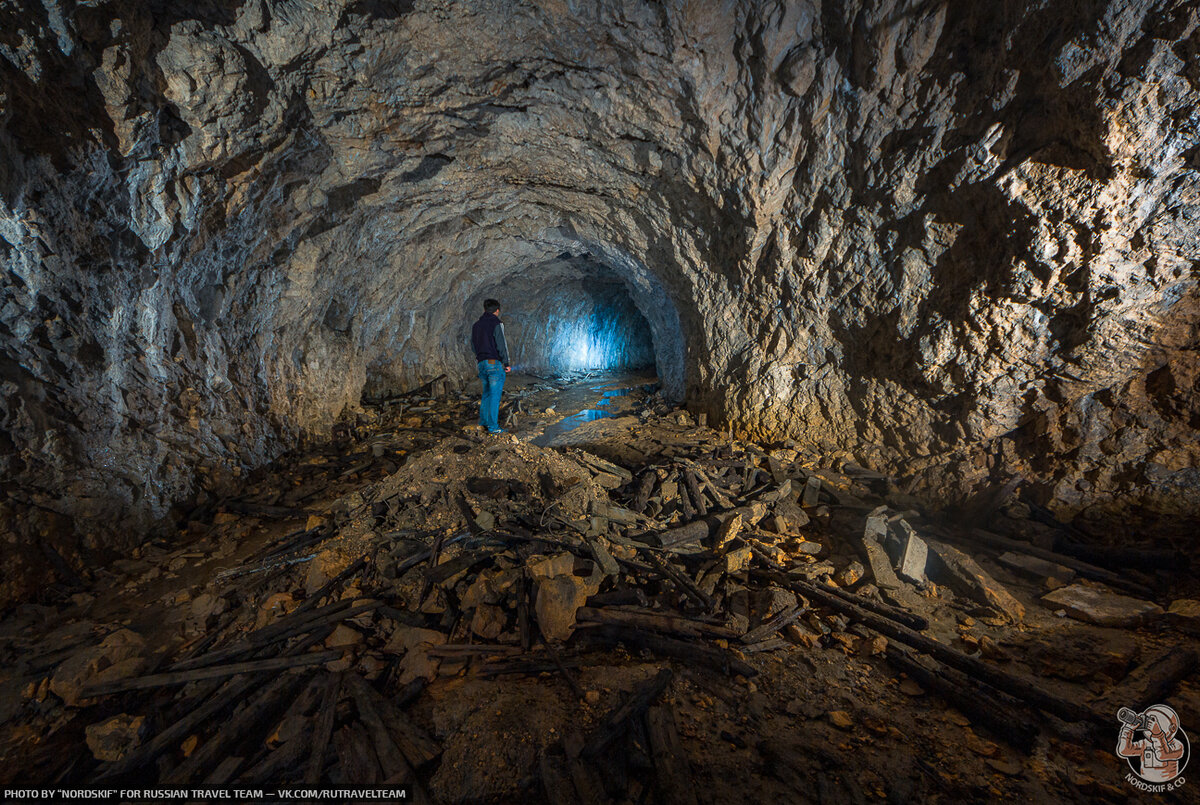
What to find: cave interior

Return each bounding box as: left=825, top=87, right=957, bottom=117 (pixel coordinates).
left=1, top=0, right=1199, bottom=800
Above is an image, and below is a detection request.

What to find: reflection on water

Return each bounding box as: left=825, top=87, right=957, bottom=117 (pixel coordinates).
left=532, top=408, right=614, bottom=446
left=531, top=382, right=658, bottom=446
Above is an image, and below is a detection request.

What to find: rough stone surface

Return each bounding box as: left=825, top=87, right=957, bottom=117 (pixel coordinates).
left=324, top=624, right=363, bottom=649
left=383, top=625, right=447, bottom=685
left=711, top=512, right=743, bottom=550
left=1042, top=582, right=1164, bottom=626
left=470, top=603, right=507, bottom=640
left=893, top=520, right=929, bottom=585
left=533, top=574, right=599, bottom=642
left=925, top=539, right=1026, bottom=622
left=49, top=628, right=146, bottom=706
left=527, top=553, right=577, bottom=582
left=856, top=515, right=902, bottom=591
left=84, top=713, right=145, bottom=763
left=1167, top=598, right=1200, bottom=635
left=2, top=0, right=1199, bottom=602
left=835, top=560, right=865, bottom=588
left=996, top=551, right=1077, bottom=583
left=725, top=545, right=754, bottom=575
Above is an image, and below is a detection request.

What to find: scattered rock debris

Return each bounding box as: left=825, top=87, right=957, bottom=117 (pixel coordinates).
left=0, top=374, right=1196, bottom=803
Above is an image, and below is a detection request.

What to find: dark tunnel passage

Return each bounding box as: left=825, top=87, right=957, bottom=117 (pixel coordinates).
left=360, top=246, right=687, bottom=401
left=468, top=259, right=660, bottom=377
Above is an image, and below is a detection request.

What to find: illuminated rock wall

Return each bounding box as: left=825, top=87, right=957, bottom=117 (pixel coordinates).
left=363, top=254, right=668, bottom=396
left=504, top=280, right=656, bottom=376
left=1, top=0, right=1198, bottom=600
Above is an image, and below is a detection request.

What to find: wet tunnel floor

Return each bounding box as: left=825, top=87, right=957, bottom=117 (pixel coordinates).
left=1, top=373, right=1198, bottom=801
left=526, top=370, right=660, bottom=447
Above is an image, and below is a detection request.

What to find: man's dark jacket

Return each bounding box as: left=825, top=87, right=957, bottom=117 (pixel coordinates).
left=472, top=312, right=510, bottom=366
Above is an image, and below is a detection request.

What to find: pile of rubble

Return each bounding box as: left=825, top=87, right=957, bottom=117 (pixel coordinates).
left=2, top=382, right=1199, bottom=802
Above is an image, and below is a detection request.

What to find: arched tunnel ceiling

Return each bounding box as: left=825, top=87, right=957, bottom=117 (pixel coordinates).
left=1, top=0, right=1199, bottom=601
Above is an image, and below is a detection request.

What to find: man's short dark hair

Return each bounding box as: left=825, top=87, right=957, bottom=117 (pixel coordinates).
left=483, top=299, right=501, bottom=313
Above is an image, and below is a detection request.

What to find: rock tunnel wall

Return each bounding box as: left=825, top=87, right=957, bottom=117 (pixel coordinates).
left=1, top=0, right=1199, bottom=602
left=480, top=276, right=656, bottom=379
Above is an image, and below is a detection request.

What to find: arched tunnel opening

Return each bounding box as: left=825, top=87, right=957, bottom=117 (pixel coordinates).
left=458, top=252, right=678, bottom=381
left=2, top=0, right=1199, bottom=799
left=494, top=269, right=657, bottom=377
left=358, top=244, right=687, bottom=402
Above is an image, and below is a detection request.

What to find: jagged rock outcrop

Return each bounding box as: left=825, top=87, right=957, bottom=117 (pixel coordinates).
left=1, top=0, right=1198, bottom=603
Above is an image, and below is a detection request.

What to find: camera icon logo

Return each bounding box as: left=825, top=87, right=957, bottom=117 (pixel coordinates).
left=1117, top=704, right=1189, bottom=788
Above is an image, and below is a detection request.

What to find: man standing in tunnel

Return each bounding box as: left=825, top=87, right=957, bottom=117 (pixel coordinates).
left=472, top=298, right=511, bottom=434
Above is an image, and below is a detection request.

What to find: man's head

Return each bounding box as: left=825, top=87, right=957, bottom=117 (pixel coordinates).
left=483, top=298, right=501, bottom=315
left=1145, top=705, right=1180, bottom=739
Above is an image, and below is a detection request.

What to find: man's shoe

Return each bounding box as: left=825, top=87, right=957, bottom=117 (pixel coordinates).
left=488, top=428, right=507, bottom=434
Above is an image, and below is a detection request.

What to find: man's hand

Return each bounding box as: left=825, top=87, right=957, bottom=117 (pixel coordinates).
left=504, top=365, right=511, bottom=373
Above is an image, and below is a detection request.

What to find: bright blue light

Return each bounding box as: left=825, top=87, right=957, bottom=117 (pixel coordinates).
left=546, top=292, right=654, bottom=372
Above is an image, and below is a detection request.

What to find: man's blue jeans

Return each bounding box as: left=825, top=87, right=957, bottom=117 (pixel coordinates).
left=478, top=360, right=506, bottom=432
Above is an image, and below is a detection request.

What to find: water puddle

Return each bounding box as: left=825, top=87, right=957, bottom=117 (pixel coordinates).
left=532, top=408, right=613, bottom=446
left=532, top=382, right=658, bottom=446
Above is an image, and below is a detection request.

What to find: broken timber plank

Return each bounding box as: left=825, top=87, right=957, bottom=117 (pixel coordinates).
left=164, top=670, right=309, bottom=784
left=885, top=645, right=1038, bottom=747
left=638, top=548, right=715, bottom=611
left=778, top=578, right=1104, bottom=727
left=574, top=451, right=633, bottom=482
left=237, top=674, right=324, bottom=783
left=582, top=627, right=756, bottom=678
left=758, top=570, right=928, bottom=632
left=239, top=731, right=310, bottom=785
left=945, top=527, right=1154, bottom=599
left=540, top=750, right=583, bottom=805
left=1096, top=646, right=1199, bottom=714
left=689, top=463, right=734, bottom=509
left=83, top=650, right=342, bottom=697
left=925, top=538, right=1025, bottom=623
left=171, top=599, right=377, bottom=671
left=645, top=704, right=699, bottom=805
left=540, top=634, right=587, bottom=699
left=682, top=470, right=708, bottom=516
left=633, top=471, right=657, bottom=513
left=426, top=550, right=491, bottom=584
left=369, top=684, right=442, bottom=769
left=582, top=533, right=620, bottom=577
left=645, top=517, right=712, bottom=549
left=676, top=470, right=696, bottom=520
left=347, top=673, right=422, bottom=793
left=1055, top=539, right=1189, bottom=572
left=425, top=644, right=521, bottom=658
left=740, top=603, right=807, bottom=645
left=583, top=669, right=673, bottom=757
left=204, top=756, right=244, bottom=786
left=97, top=674, right=262, bottom=779
left=576, top=607, right=741, bottom=640
left=304, top=673, right=342, bottom=785
left=292, top=557, right=369, bottom=614
left=562, top=732, right=609, bottom=805
left=334, top=723, right=381, bottom=785
left=222, top=500, right=312, bottom=519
